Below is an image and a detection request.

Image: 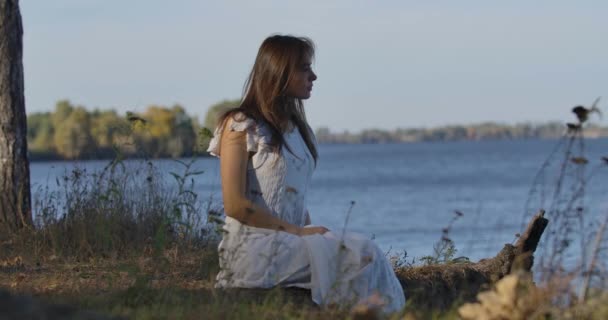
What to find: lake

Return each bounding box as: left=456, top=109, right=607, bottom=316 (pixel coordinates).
left=29, top=138, right=608, bottom=262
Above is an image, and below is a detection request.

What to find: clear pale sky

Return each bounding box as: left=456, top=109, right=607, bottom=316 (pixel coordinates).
left=21, top=1, right=608, bottom=132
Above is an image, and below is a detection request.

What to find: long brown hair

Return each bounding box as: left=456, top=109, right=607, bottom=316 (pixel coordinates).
left=217, top=35, right=318, bottom=164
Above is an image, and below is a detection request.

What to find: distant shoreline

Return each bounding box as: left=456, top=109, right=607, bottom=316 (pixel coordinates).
left=314, top=122, right=608, bottom=144
left=28, top=100, right=608, bottom=162
left=314, top=134, right=608, bottom=145
left=28, top=134, right=608, bottom=162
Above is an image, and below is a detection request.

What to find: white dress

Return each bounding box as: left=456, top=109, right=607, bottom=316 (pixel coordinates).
left=207, top=113, right=406, bottom=313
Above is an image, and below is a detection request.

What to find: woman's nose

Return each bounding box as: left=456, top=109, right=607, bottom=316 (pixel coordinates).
left=310, top=71, right=317, bottom=81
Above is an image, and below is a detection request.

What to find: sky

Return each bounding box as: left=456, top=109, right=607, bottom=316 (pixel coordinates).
left=20, top=1, right=608, bottom=132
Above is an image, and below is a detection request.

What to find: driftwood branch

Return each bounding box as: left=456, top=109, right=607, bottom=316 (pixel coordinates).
left=395, top=210, right=548, bottom=310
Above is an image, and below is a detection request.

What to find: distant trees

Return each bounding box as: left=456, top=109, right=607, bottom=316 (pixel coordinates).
left=203, top=99, right=240, bottom=130
left=90, top=109, right=123, bottom=155
left=25, top=98, right=246, bottom=161
left=315, top=122, right=608, bottom=144
left=26, top=97, right=608, bottom=160
left=53, top=106, right=95, bottom=159
left=195, top=99, right=240, bottom=153
left=0, top=0, right=32, bottom=232
left=134, top=104, right=196, bottom=158
left=27, top=112, right=53, bottom=154
left=27, top=101, right=200, bottom=160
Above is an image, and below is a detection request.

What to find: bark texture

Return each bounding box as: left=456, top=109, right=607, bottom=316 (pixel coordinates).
left=0, top=0, right=31, bottom=235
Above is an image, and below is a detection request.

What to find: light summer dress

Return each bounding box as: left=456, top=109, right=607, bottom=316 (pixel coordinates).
left=207, top=113, right=406, bottom=313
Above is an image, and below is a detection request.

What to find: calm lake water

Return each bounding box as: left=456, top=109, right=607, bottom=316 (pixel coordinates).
left=30, top=138, right=608, bottom=261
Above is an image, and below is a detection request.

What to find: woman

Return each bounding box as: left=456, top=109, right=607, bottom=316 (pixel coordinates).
left=207, top=35, right=405, bottom=313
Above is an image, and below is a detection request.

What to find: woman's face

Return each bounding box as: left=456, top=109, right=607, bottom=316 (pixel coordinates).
left=285, top=55, right=317, bottom=100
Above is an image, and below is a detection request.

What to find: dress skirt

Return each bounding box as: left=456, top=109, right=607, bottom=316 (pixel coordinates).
left=216, top=217, right=406, bottom=313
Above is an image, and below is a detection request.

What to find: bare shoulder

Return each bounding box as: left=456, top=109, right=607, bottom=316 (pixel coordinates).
left=221, top=117, right=247, bottom=143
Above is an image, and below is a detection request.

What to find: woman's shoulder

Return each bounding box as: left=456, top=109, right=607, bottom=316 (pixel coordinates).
left=207, top=111, right=271, bottom=157
left=222, top=111, right=257, bottom=132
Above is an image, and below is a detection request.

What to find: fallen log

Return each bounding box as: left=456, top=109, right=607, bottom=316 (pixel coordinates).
left=395, top=210, right=548, bottom=310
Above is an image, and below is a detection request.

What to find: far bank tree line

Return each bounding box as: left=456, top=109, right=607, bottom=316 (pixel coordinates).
left=27, top=99, right=608, bottom=161
left=315, top=122, right=608, bottom=144
left=26, top=99, right=240, bottom=160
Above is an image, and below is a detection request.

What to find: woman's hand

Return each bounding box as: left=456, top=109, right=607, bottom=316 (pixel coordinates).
left=298, top=226, right=329, bottom=236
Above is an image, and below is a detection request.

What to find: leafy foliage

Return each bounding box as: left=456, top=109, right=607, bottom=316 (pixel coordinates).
left=203, top=99, right=240, bottom=131
left=27, top=100, right=202, bottom=160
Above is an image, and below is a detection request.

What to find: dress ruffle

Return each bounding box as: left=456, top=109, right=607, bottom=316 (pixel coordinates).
left=206, top=112, right=270, bottom=157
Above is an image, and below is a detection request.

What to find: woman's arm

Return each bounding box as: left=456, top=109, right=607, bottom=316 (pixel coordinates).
left=219, top=119, right=327, bottom=236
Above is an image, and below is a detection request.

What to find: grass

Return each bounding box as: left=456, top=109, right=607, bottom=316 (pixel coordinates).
left=0, top=248, right=332, bottom=319
left=0, top=156, right=359, bottom=319
left=2, top=103, right=608, bottom=319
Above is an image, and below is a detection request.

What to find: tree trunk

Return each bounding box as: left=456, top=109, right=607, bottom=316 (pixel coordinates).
left=0, top=0, right=31, bottom=235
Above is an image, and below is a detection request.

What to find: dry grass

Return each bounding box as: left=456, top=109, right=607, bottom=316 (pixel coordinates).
left=0, top=247, right=353, bottom=319
left=0, top=158, right=352, bottom=319
left=2, top=249, right=607, bottom=320
left=2, top=102, right=608, bottom=319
